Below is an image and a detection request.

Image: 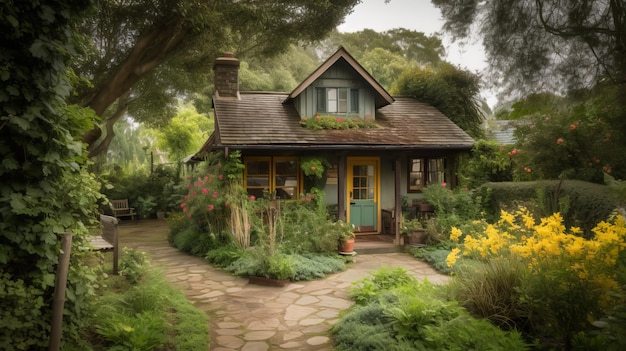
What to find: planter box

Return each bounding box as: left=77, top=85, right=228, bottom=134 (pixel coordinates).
left=407, top=229, right=427, bottom=245
left=248, top=276, right=290, bottom=287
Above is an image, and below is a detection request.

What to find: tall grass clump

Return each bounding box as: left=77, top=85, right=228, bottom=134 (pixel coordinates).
left=82, top=253, right=208, bottom=350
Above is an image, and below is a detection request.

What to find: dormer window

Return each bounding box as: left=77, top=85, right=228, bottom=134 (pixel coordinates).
left=316, top=88, right=359, bottom=114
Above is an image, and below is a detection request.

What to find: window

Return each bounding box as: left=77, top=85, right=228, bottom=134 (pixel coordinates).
left=316, top=88, right=358, bottom=114
left=244, top=157, right=299, bottom=199
left=408, top=158, right=445, bottom=192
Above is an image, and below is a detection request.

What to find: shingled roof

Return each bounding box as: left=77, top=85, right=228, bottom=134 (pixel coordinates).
left=194, top=47, right=475, bottom=158
left=196, top=93, right=474, bottom=154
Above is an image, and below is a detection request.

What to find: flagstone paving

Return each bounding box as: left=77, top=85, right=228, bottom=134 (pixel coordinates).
left=117, top=220, right=450, bottom=350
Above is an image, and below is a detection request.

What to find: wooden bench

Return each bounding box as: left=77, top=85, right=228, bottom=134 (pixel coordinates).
left=111, top=199, right=137, bottom=220
left=88, top=215, right=119, bottom=274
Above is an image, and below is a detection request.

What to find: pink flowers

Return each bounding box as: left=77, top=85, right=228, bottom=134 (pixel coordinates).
left=507, top=149, right=520, bottom=156
left=523, top=167, right=532, bottom=173
left=441, top=182, right=447, bottom=187
left=557, top=138, right=564, bottom=144
left=250, top=195, right=256, bottom=201
left=218, top=174, right=223, bottom=180
left=213, top=192, right=218, bottom=198
left=202, top=188, right=209, bottom=195
left=207, top=204, right=214, bottom=211
left=569, top=124, right=576, bottom=130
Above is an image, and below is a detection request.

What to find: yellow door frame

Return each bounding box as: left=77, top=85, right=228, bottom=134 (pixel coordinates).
left=346, top=156, right=381, bottom=234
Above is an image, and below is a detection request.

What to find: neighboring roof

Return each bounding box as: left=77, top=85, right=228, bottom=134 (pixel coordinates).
left=488, top=120, right=526, bottom=145
left=285, top=46, right=394, bottom=109
left=194, top=93, right=474, bottom=157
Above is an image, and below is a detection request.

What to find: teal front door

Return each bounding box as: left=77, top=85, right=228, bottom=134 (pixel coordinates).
left=347, top=157, right=379, bottom=233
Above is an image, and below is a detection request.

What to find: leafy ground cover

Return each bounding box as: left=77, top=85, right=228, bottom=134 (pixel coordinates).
left=69, top=249, right=209, bottom=351
left=331, top=267, right=530, bottom=350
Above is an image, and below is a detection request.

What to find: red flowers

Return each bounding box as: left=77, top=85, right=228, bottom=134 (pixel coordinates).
left=250, top=195, right=256, bottom=201
left=441, top=182, right=447, bottom=187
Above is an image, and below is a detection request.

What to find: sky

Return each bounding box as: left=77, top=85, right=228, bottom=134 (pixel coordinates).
left=337, top=0, right=496, bottom=108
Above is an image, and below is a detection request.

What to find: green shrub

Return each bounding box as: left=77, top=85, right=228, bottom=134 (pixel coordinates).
left=205, top=243, right=243, bottom=268
left=119, top=248, right=149, bottom=284
left=334, top=269, right=530, bottom=350
left=226, top=251, right=345, bottom=281
left=479, top=180, right=617, bottom=235
left=349, top=266, right=418, bottom=305
left=290, top=254, right=346, bottom=281
left=421, top=184, right=486, bottom=241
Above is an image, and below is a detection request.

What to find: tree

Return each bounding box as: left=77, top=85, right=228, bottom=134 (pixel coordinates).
left=432, top=1, right=626, bottom=100
left=157, top=104, right=214, bottom=161
left=74, top=0, right=360, bottom=157
left=393, top=62, right=485, bottom=139
left=360, top=48, right=410, bottom=90
left=321, top=28, right=445, bottom=65
left=1, top=1, right=104, bottom=347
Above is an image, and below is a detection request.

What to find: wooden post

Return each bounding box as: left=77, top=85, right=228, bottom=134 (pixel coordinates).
left=394, top=158, right=402, bottom=245
left=48, top=233, right=73, bottom=351
left=337, top=155, right=346, bottom=221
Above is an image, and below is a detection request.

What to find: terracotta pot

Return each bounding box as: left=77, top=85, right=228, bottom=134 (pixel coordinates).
left=339, top=237, right=355, bottom=253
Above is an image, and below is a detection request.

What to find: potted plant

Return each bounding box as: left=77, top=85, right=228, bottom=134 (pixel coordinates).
left=401, top=218, right=427, bottom=245
left=334, top=220, right=356, bottom=253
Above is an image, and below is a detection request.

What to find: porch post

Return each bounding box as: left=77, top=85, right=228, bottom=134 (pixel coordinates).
left=337, top=155, right=346, bottom=221
left=394, top=157, right=402, bottom=245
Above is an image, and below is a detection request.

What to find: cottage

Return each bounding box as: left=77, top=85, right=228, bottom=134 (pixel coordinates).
left=194, top=47, right=474, bottom=244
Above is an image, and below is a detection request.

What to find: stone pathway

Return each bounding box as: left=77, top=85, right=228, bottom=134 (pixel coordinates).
left=118, top=220, right=450, bottom=351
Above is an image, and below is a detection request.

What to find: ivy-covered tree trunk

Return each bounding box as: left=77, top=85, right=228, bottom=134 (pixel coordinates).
left=0, top=1, right=104, bottom=349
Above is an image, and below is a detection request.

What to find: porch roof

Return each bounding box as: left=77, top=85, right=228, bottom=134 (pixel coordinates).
left=195, top=92, right=474, bottom=157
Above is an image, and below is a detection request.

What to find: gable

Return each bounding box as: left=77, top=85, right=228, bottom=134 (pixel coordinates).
left=285, top=47, right=394, bottom=119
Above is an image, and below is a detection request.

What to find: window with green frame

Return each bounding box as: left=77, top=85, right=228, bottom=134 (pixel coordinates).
left=244, top=157, right=299, bottom=199
left=408, top=158, right=446, bottom=192
left=316, top=87, right=359, bottom=114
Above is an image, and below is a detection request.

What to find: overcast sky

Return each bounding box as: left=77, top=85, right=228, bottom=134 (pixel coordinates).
left=338, top=0, right=496, bottom=107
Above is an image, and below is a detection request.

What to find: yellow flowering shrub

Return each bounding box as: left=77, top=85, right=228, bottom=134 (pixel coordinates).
left=447, top=208, right=626, bottom=346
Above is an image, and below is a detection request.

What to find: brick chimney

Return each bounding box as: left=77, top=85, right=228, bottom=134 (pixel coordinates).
left=213, top=53, right=240, bottom=100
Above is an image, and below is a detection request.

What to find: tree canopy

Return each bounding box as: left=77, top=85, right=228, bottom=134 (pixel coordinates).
left=74, top=0, right=360, bottom=157
left=393, top=62, right=485, bottom=139
left=432, top=0, right=626, bottom=99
